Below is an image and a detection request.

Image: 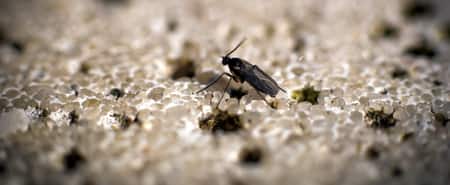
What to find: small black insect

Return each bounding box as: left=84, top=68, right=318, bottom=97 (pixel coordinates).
left=197, top=38, right=286, bottom=107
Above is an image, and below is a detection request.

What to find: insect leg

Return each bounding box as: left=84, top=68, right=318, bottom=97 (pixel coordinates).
left=237, top=85, right=243, bottom=104
left=216, top=76, right=232, bottom=108
left=255, top=90, right=271, bottom=106
left=196, top=72, right=233, bottom=93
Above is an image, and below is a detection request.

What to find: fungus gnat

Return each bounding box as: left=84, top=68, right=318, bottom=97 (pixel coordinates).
left=197, top=38, right=286, bottom=108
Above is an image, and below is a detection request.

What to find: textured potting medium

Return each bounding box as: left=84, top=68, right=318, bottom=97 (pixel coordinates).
left=0, top=0, right=449, bottom=185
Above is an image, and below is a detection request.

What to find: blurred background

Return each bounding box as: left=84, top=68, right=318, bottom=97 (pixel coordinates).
left=0, top=0, right=449, bottom=185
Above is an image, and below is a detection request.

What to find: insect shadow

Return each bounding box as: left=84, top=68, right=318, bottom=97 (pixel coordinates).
left=196, top=38, right=286, bottom=108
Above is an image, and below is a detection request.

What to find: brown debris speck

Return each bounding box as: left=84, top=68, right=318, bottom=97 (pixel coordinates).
left=63, top=147, right=86, bottom=172
left=199, top=109, right=243, bottom=134
left=371, top=21, right=399, bottom=39
left=365, top=108, right=397, bottom=129
left=365, top=145, right=381, bottom=160
left=239, top=145, right=264, bottom=165
left=391, top=67, right=409, bottom=79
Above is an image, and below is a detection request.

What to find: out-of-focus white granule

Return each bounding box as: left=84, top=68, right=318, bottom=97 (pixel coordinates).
left=0, top=109, right=30, bottom=137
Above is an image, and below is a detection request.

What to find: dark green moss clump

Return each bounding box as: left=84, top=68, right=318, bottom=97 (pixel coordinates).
left=402, top=0, right=434, bottom=20
left=63, top=147, right=86, bottom=172
left=109, top=88, right=125, bottom=100
left=391, top=67, right=409, bottom=79
left=291, top=85, right=320, bottom=105
left=403, top=40, right=437, bottom=58
left=199, top=109, right=242, bottom=134
left=169, top=57, right=196, bottom=80
left=239, top=146, right=263, bottom=165
left=365, top=109, right=396, bottom=129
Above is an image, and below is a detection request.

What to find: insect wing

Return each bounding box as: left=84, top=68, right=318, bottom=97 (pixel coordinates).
left=244, top=64, right=280, bottom=97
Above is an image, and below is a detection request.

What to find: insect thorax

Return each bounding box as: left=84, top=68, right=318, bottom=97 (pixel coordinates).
left=222, top=56, right=238, bottom=65
left=226, top=58, right=247, bottom=83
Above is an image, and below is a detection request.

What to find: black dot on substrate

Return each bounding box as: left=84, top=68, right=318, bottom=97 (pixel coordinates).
left=63, top=148, right=86, bottom=172
left=0, top=161, right=5, bottom=174
left=167, top=19, right=179, bottom=32
left=391, top=166, right=404, bottom=178
left=365, top=109, right=397, bottom=129
left=381, top=24, right=399, bottom=39
left=403, top=41, right=437, bottom=59
left=1, top=40, right=24, bottom=53
left=433, top=112, right=449, bottom=127
left=372, top=22, right=400, bottom=40
left=0, top=29, right=25, bottom=54
left=391, top=67, right=409, bottom=79
left=292, top=36, right=305, bottom=52
left=10, top=41, right=24, bottom=53
left=432, top=80, right=442, bottom=86
left=70, top=84, right=80, bottom=96
left=239, top=146, right=263, bottom=165
left=365, top=146, right=380, bottom=160
left=68, top=110, right=79, bottom=125
left=402, top=0, right=434, bottom=20
left=109, top=88, right=125, bottom=100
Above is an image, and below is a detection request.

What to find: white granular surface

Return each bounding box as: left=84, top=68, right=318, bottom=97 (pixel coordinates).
left=0, top=0, right=449, bottom=185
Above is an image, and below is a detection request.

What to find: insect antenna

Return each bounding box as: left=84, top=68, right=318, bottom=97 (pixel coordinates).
left=223, top=38, right=246, bottom=58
